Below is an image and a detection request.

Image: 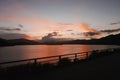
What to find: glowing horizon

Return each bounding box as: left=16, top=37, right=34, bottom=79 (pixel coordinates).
left=0, top=0, right=120, bottom=40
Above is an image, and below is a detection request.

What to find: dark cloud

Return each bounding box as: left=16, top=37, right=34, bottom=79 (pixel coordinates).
left=0, top=33, right=28, bottom=39
left=77, top=33, right=81, bottom=35
left=46, top=33, right=53, bottom=37
left=71, top=33, right=75, bottom=35
left=52, top=32, right=59, bottom=36
left=42, top=32, right=62, bottom=42
left=66, top=30, right=73, bottom=31
left=101, top=28, right=120, bottom=33
left=110, top=21, right=120, bottom=25
left=83, top=32, right=101, bottom=37
left=81, top=28, right=120, bottom=38
left=44, top=32, right=60, bottom=38
left=18, top=24, right=24, bottom=28
left=0, top=27, right=21, bottom=31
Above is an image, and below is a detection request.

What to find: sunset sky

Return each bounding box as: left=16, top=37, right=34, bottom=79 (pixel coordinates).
left=0, top=0, right=120, bottom=40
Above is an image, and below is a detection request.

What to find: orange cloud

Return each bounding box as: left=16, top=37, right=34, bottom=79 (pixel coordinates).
left=79, top=23, right=97, bottom=32
left=0, top=15, right=61, bottom=28
left=25, top=35, right=41, bottom=40
left=0, top=15, right=98, bottom=37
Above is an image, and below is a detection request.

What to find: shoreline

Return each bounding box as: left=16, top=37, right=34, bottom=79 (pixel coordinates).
left=0, top=48, right=120, bottom=80
left=0, top=43, right=120, bottom=47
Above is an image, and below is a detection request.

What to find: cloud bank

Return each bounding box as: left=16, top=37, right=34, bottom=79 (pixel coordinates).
left=110, top=21, right=120, bottom=25
left=0, top=27, right=21, bottom=31
left=0, top=15, right=98, bottom=32
left=101, top=28, right=120, bottom=33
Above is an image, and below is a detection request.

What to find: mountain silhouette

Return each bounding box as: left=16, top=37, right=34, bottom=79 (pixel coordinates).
left=8, top=38, right=39, bottom=45
left=69, top=33, right=120, bottom=45
left=0, top=38, right=39, bottom=46
left=0, top=33, right=120, bottom=46
left=0, top=38, right=12, bottom=46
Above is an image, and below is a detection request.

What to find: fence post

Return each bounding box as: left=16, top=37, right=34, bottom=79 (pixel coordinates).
left=75, top=53, right=77, bottom=59
left=34, top=59, right=37, bottom=65
left=86, top=52, right=89, bottom=59
left=59, top=56, right=61, bottom=62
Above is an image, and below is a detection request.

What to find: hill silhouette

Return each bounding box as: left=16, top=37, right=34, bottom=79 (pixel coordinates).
left=0, top=33, right=120, bottom=46
left=68, top=33, right=120, bottom=45
left=8, top=38, right=39, bottom=45
left=0, top=38, right=39, bottom=46
left=0, top=38, right=12, bottom=46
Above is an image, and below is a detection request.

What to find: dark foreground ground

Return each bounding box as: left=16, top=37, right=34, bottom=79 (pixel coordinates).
left=1, top=49, right=120, bottom=80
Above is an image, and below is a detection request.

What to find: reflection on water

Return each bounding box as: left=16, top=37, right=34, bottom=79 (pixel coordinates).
left=0, top=45, right=119, bottom=62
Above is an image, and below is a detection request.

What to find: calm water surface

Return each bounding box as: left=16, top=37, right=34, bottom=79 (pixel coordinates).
left=0, top=45, right=119, bottom=62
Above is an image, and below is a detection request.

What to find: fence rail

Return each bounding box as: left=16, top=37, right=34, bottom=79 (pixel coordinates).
left=0, top=48, right=119, bottom=66
left=0, top=51, right=92, bottom=66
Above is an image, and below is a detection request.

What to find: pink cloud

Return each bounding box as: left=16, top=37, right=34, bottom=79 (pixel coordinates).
left=0, top=15, right=65, bottom=28
left=79, top=23, right=97, bottom=32
left=0, top=15, right=98, bottom=36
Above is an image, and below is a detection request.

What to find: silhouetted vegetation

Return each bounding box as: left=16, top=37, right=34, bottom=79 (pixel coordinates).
left=0, top=48, right=120, bottom=80
left=0, top=38, right=12, bottom=46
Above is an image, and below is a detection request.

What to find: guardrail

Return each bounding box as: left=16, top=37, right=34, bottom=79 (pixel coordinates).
left=0, top=48, right=119, bottom=67
left=0, top=51, right=92, bottom=67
